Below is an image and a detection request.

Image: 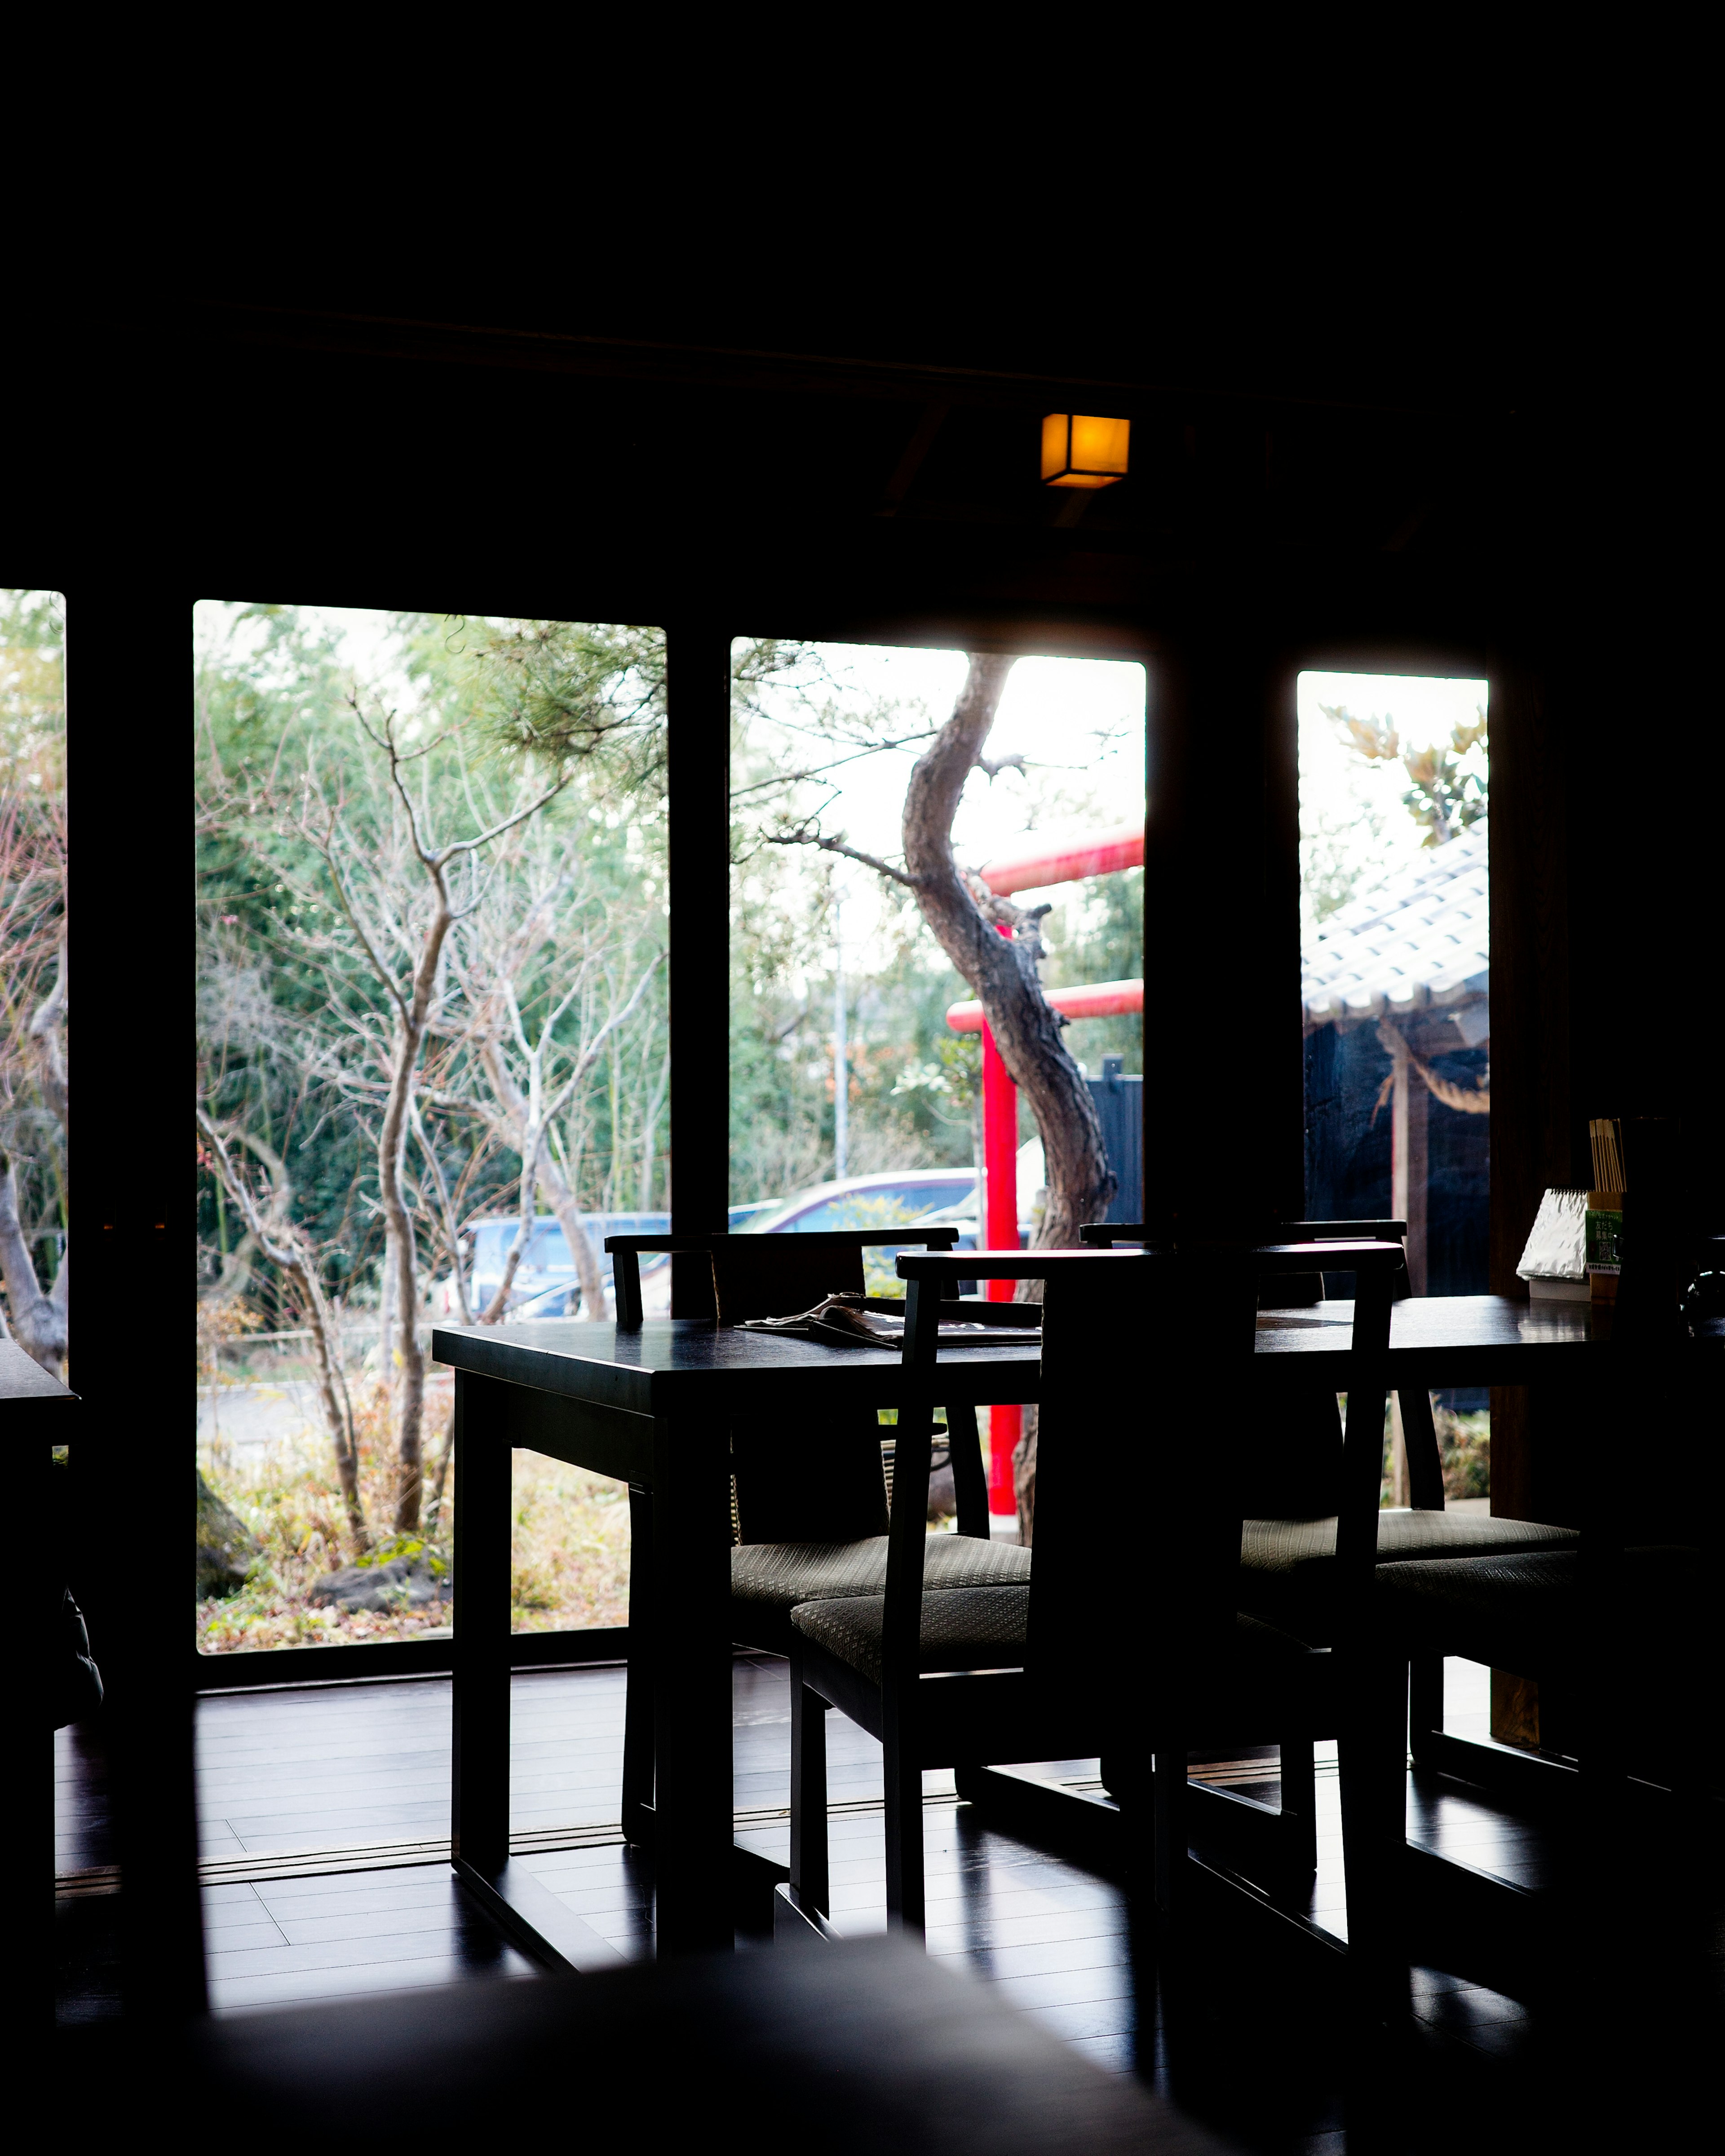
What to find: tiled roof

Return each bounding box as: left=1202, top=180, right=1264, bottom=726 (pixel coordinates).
left=1301, top=821, right=1489, bottom=1034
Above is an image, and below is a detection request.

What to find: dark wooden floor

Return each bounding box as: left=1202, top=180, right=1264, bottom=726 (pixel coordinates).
left=57, top=1655, right=1723, bottom=2147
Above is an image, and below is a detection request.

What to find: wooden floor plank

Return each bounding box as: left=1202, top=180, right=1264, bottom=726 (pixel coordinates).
left=61, top=1645, right=1720, bottom=2140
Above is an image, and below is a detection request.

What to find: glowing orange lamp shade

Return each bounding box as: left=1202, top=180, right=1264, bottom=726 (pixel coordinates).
left=1040, top=412, right=1131, bottom=488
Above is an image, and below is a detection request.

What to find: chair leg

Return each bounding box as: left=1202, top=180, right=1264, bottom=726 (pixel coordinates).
left=620, top=1483, right=655, bottom=1845
left=1408, top=1652, right=1444, bottom=1766
left=1278, top=1733, right=1318, bottom=1874
left=790, top=1661, right=830, bottom=1916
left=1152, top=1724, right=1189, bottom=1917
left=882, top=1685, right=925, bottom=1937
left=1339, top=1649, right=1411, bottom=2012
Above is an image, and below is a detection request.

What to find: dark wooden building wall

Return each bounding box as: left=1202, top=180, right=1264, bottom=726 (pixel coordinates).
left=4, top=301, right=1715, bottom=1885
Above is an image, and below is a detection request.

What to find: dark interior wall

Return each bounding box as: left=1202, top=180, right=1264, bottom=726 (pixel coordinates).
left=1489, top=595, right=1718, bottom=1288
left=6, top=305, right=1712, bottom=1581
left=7, top=324, right=1707, bottom=1270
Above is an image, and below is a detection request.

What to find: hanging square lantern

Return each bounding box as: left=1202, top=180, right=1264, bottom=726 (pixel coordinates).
left=1041, top=412, right=1130, bottom=489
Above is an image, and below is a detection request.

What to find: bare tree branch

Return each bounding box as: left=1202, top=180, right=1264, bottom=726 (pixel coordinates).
left=761, top=829, right=923, bottom=889
left=196, top=1108, right=368, bottom=1547
left=729, top=728, right=939, bottom=800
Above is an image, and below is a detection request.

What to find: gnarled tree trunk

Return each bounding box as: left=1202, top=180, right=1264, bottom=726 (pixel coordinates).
left=0, top=1153, right=69, bottom=1379
left=0, top=949, right=71, bottom=1378
left=901, top=655, right=1115, bottom=1537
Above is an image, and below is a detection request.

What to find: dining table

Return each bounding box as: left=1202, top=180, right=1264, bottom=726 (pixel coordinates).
left=431, top=1287, right=1721, bottom=1963
left=432, top=1313, right=1044, bottom=1958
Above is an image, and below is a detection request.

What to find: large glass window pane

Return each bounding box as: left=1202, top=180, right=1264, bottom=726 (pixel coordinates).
left=1, top=590, right=68, bottom=1378
left=730, top=641, right=1144, bottom=1527
left=195, top=605, right=664, bottom=1652
left=1298, top=668, right=1490, bottom=1505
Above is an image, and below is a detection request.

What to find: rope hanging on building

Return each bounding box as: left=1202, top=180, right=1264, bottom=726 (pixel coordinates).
left=1376, top=1017, right=1491, bottom=1115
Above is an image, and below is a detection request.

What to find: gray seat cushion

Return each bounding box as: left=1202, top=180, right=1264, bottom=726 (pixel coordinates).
left=1372, top=1545, right=1701, bottom=1679
left=732, top=1534, right=1032, bottom=1655
left=791, top=1584, right=1307, bottom=1691
left=792, top=1585, right=1031, bottom=1687
left=1240, top=1510, right=1579, bottom=1639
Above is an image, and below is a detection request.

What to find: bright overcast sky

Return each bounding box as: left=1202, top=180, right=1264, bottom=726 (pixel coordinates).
left=1297, top=668, right=1490, bottom=917
left=194, top=603, right=1485, bottom=951
left=746, top=643, right=1145, bottom=855
left=742, top=644, right=1147, bottom=955
left=194, top=601, right=418, bottom=701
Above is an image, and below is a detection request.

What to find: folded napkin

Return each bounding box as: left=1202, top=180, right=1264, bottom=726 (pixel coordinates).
left=739, top=1295, right=902, bottom=1347
left=739, top=1294, right=1039, bottom=1349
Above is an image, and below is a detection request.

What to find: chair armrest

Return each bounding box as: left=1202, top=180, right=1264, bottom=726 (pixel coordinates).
left=898, top=1250, right=1163, bottom=1283
left=856, top=1294, right=1037, bottom=1321
left=602, top=1234, right=725, bottom=1253
left=935, top=1299, right=1043, bottom=1327
left=604, top=1235, right=725, bottom=1326
left=820, top=1229, right=964, bottom=1249
left=1276, top=1219, right=1406, bottom=1241
left=1080, top=1217, right=1407, bottom=1245
left=1080, top=1222, right=1149, bottom=1246
left=1249, top=1238, right=1404, bottom=1276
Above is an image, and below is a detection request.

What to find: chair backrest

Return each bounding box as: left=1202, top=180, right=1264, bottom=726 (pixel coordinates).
left=1079, top=1216, right=1411, bottom=1519
left=893, top=1240, right=1403, bottom=1702
left=605, top=1226, right=962, bottom=1326
left=603, top=1227, right=964, bottom=1545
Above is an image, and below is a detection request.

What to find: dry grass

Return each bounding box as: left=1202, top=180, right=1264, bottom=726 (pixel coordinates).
left=196, top=1366, right=631, bottom=1654
left=506, top=1450, right=631, bottom=1632
left=1376, top=1396, right=1491, bottom=1506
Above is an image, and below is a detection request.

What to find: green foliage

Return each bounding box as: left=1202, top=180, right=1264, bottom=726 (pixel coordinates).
left=1437, top=1407, right=1491, bottom=1501
left=1037, top=866, right=1144, bottom=1074
left=0, top=589, right=67, bottom=1278
left=1323, top=703, right=1488, bottom=849
left=1378, top=1400, right=1491, bottom=1504
left=358, top=1532, right=446, bottom=1577
left=426, top=615, right=668, bottom=794
left=195, top=607, right=679, bottom=1301
left=725, top=650, right=1144, bottom=1207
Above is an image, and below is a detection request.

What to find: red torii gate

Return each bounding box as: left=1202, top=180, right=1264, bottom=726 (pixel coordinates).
left=945, top=822, right=1145, bottom=1522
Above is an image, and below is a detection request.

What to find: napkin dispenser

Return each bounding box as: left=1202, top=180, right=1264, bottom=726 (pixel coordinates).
left=1516, top=1188, right=1591, bottom=1302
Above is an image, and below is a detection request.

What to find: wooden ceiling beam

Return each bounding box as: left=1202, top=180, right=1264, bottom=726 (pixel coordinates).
left=198, top=300, right=1456, bottom=423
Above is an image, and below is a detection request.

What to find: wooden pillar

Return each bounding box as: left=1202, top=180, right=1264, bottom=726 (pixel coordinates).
left=69, top=583, right=208, bottom=2016
left=1485, top=653, right=1570, bottom=1747
left=1380, top=1035, right=1406, bottom=1509
left=665, top=623, right=732, bottom=1316
left=1390, top=1038, right=1429, bottom=1295
left=1143, top=629, right=1303, bottom=1221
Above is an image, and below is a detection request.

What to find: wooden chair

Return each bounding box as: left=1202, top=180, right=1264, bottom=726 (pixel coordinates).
left=784, top=1238, right=1406, bottom=1935
left=1082, top=1219, right=1578, bottom=1723
left=603, top=1227, right=1039, bottom=1844
left=1340, top=1533, right=1715, bottom=2001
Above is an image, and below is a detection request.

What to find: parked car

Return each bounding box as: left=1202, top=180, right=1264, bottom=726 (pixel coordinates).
left=743, top=1169, right=979, bottom=1234
left=441, top=1212, right=672, bottom=1319
left=441, top=1158, right=1041, bottom=1321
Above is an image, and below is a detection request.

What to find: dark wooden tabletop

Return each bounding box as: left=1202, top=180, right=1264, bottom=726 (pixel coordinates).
left=432, top=1315, right=1043, bottom=1413
left=0, top=1337, right=73, bottom=1409
left=170, top=1933, right=1234, bottom=2153
left=434, top=1294, right=1719, bottom=1416
left=1257, top=1294, right=1721, bottom=1387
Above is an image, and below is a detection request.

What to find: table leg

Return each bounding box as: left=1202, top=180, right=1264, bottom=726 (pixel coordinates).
left=650, top=1410, right=734, bottom=1954
left=452, top=1373, right=512, bottom=1874
left=621, top=1483, right=657, bottom=1846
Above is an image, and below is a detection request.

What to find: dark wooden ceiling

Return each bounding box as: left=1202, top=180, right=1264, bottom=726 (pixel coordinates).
left=149, top=295, right=1537, bottom=654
